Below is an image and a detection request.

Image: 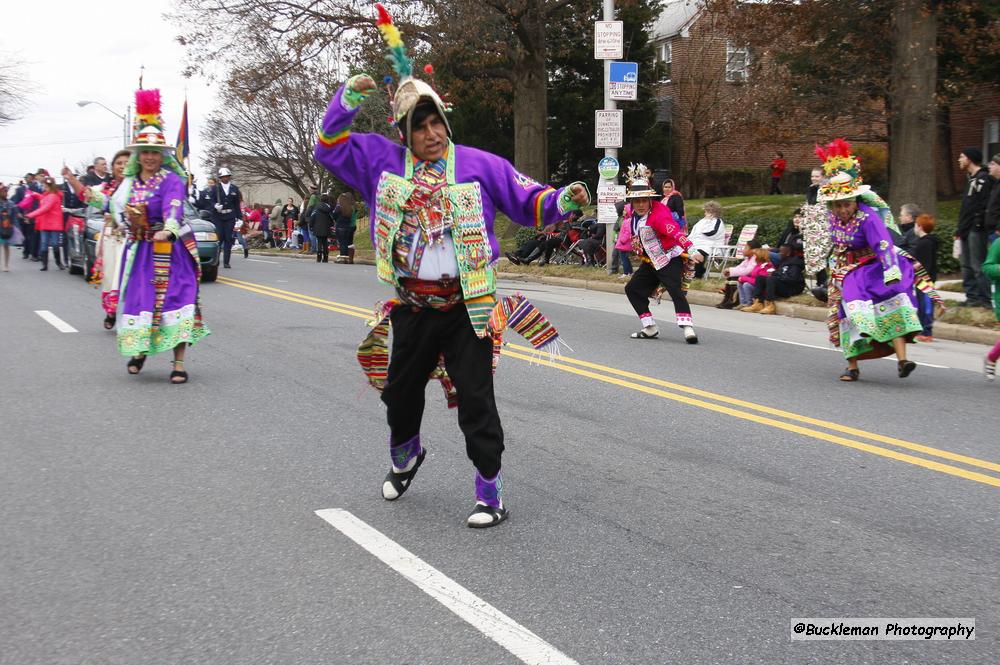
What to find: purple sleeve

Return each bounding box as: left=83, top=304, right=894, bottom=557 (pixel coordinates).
left=313, top=84, right=404, bottom=205
left=161, top=173, right=187, bottom=229
left=861, top=210, right=901, bottom=279
left=458, top=146, right=586, bottom=230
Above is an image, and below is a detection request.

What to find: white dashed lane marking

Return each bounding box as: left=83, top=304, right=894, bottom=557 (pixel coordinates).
left=315, top=508, right=579, bottom=665
left=34, top=310, right=78, bottom=333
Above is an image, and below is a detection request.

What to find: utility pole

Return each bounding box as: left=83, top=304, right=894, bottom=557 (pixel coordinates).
left=595, top=1, right=625, bottom=273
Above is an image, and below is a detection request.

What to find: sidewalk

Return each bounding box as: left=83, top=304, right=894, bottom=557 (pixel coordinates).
left=247, top=250, right=997, bottom=346
left=497, top=271, right=997, bottom=347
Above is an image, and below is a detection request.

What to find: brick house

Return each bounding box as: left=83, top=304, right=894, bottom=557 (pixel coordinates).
left=647, top=0, right=863, bottom=196
left=648, top=0, right=997, bottom=199
left=944, top=89, right=1000, bottom=193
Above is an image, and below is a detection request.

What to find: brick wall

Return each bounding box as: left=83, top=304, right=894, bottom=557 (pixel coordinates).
left=655, top=13, right=885, bottom=196
left=945, top=88, right=1000, bottom=192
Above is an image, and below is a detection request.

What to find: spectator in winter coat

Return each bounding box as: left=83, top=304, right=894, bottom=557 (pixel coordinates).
left=746, top=244, right=804, bottom=314
left=687, top=200, right=726, bottom=278
left=309, top=194, right=335, bottom=263
left=957, top=147, right=992, bottom=307
left=737, top=247, right=772, bottom=311
left=718, top=238, right=763, bottom=309
left=896, top=203, right=921, bottom=252
left=770, top=151, right=787, bottom=195
left=660, top=179, right=685, bottom=228
left=987, top=154, right=1000, bottom=241
left=333, top=191, right=357, bottom=263
left=806, top=168, right=823, bottom=205
left=910, top=214, right=940, bottom=342
left=23, top=177, right=64, bottom=271
left=269, top=199, right=283, bottom=247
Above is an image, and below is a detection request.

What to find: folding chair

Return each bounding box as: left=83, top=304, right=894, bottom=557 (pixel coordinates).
left=705, top=223, right=735, bottom=278
left=706, top=223, right=758, bottom=278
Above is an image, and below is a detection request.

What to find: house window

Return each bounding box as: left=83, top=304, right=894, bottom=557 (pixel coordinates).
left=655, top=40, right=672, bottom=82
left=726, top=42, right=749, bottom=83
left=986, top=119, right=999, bottom=163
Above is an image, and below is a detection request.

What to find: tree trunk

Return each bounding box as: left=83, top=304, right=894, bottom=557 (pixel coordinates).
left=511, top=5, right=549, bottom=184
left=501, top=4, right=549, bottom=240
left=888, top=0, right=937, bottom=216
left=935, top=104, right=958, bottom=197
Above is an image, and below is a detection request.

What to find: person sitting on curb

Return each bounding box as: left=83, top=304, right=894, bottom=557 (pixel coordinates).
left=746, top=243, right=804, bottom=314
left=717, top=238, right=763, bottom=309
left=739, top=248, right=774, bottom=312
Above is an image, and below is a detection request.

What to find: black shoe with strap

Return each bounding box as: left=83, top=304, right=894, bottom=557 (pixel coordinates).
left=382, top=449, right=427, bottom=501
left=170, top=360, right=188, bottom=384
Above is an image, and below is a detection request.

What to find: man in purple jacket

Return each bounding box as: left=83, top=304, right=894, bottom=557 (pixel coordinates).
left=315, top=34, right=589, bottom=527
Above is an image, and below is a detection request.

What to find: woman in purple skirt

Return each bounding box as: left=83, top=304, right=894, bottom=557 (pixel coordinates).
left=114, top=89, right=209, bottom=383
left=815, top=139, right=921, bottom=382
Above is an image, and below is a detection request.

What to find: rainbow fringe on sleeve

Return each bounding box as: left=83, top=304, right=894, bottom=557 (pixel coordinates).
left=532, top=188, right=556, bottom=229
left=317, top=127, right=351, bottom=148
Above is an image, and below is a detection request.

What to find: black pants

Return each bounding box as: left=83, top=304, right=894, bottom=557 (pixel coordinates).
left=693, top=249, right=709, bottom=278
left=21, top=220, right=37, bottom=258
left=214, top=219, right=235, bottom=265
left=625, top=257, right=690, bottom=317
left=770, top=177, right=782, bottom=195
left=315, top=235, right=329, bottom=262
left=382, top=304, right=504, bottom=478
left=753, top=275, right=804, bottom=301
left=335, top=226, right=353, bottom=257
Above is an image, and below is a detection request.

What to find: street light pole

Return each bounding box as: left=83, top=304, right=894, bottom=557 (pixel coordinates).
left=76, top=100, right=129, bottom=147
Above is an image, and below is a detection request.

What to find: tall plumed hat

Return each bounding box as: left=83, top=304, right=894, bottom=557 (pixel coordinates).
left=815, top=138, right=869, bottom=202
left=375, top=3, right=452, bottom=145
left=624, top=163, right=657, bottom=199
left=128, top=89, right=174, bottom=151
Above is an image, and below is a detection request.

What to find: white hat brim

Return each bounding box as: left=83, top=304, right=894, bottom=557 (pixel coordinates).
left=819, top=184, right=871, bottom=202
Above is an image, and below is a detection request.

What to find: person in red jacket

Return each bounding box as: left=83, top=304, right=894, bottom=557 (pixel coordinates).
left=24, top=177, right=64, bottom=271
left=770, top=151, right=787, bottom=195
left=622, top=164, right=704, bottom=343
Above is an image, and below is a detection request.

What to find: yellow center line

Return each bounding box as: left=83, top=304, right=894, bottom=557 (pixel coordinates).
left=502, top=350, right=1000, bottom=488
left=216, top=276, right=1000, bottom=487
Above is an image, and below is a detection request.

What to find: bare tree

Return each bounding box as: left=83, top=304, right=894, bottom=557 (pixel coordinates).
left=665, top=9, right=758, bottom=196
left=201, top=52, right=348, bottom=198
left=0, top=59, right=29, bottom=127
left=170, top=0, right=576, bottom=181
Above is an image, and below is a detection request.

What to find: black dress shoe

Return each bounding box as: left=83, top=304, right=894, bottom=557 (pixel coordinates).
left=224, top=263, right=232, bottom=269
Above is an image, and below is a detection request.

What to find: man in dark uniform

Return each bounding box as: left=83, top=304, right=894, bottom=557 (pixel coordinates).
left=207, top=168, right=243, bottom=268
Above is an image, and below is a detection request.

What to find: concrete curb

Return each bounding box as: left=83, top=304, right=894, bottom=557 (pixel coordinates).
left=498, top=270, right=997, bottom=346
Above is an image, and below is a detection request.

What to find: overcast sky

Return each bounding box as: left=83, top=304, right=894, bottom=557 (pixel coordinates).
left=1, top=1, right=215, bottom=186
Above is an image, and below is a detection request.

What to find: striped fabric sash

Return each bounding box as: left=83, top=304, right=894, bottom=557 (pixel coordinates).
left=356, top=293, right=564, bottom=409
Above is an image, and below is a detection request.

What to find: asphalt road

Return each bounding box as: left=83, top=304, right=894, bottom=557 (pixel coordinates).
left=2, top=253, right=998, bottom=665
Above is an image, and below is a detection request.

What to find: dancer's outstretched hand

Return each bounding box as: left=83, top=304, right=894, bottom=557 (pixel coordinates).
left=568, top=183, right=589, bottom=206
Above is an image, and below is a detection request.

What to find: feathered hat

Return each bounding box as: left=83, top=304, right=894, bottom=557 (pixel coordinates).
left=624, top=163, right=657, bottom=199
left=128, top=89, right=174, bottom=152
left=815, top=138, right=870, bottom=202
left=375, top=3, right=451, bottom=146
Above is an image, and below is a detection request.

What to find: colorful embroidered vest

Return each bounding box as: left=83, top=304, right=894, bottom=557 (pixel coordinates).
left=373, top=143, right=495, bottom=300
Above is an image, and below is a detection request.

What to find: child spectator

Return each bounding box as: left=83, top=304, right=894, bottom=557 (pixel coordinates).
left=897, top=203, right=921, bottom=251
left=747, top=244, right=804, bottom=314
left=718, top=238, right=763, bottom=309
left=910, top=214, right=940, bottom=342
left=741, top=248, right=774, bottom=312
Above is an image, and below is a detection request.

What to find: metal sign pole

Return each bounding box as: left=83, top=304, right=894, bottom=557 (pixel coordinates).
left=601, top=0, right=618, bottom=274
